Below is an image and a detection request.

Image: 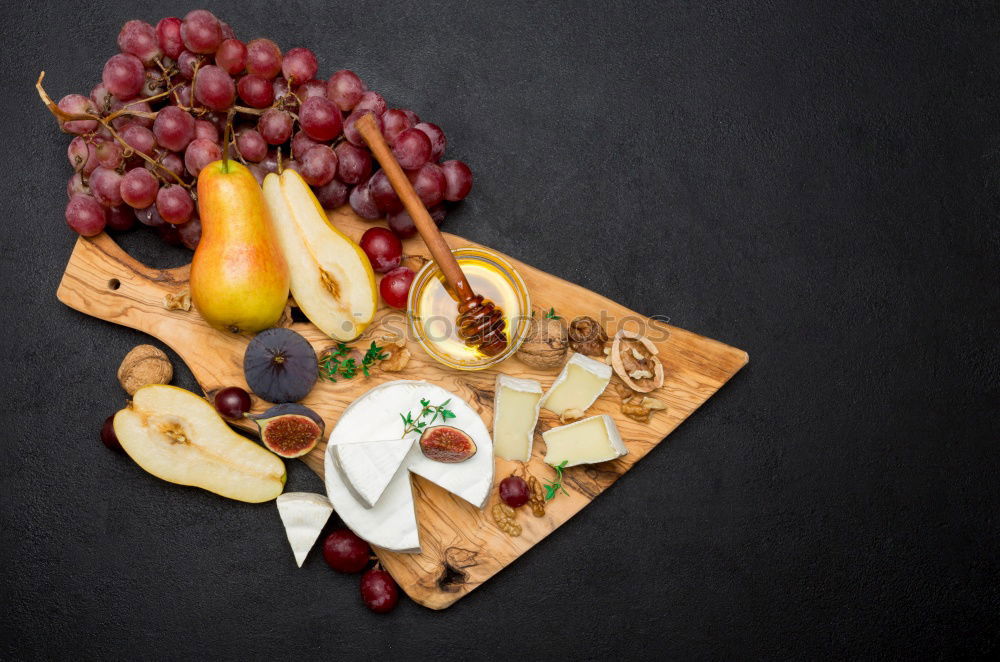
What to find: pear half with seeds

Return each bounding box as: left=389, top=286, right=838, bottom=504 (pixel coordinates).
left=114, top=385, right=286, bottom=503
left=263, top=169, right=377, bottom=341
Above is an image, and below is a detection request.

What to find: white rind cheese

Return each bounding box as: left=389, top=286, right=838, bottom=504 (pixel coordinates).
left=540, top=352, right=613, bottom=415
left=542, top=414, right=628, bottom=467
left=492, top=374, right=542, bottom=461
left=276, top=492, right=334, bottom=567
left=333, top=438, right=414, bottom=508
left=324, top=381, right=494, bottom=553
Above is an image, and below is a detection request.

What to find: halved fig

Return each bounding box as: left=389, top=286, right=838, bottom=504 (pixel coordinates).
left=248, top=403, right=325, bottom=458
left=418, top=425, right=477, bottom=463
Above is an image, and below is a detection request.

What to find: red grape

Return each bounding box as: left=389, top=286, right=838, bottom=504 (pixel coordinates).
left=215, top=39, right=246, bottom=74
left=156, top=184, right=194, bottom=224
left=247, top=163, right=266, bottom=185
left=295, top=79, right=326, bottom=100
left=57, top=94, right=98, bottom=135
left=387, top=208, right=417, bottom=238
left=141, top=68, right=166, bottom=97
left=172, top=82, right=192, bottom=107
left=349, top=181, right=380, bottom=219
left=118, top=20, right=161, bottom=65
left=392, top=128, right=431, bottom=170
left=343, top=109, right=382, bottom=146
left=282, top=159, right=301, bottom=175
left=214, top=386, right=251, bottom=419
left=326, top=70, right=365, bottom=111
left=291, top=130, right=320, bottom=161
left=415, top=122, right=446, bottom=162
left=177, top=50, right=199, bottom=79
left=334, top=142, right=372, bottom=184
left=323, top=529, right=370, bottom=573
left=109, top=99, right=152, bottom=130
left=399, top=108, right=420, bottom=125
left=236, top=129, right=267, bottom=162
left=272, top=77, right=296, bottom=108
left=355, top=91, right=386, bottom=116
left=381, top=108, right=414, bottom=146
left=379, top=266, right=415, bottom=309
left=90, top=82, right=114, bottom=114
left=360, top=227, right=402, bottom=273
left=152, top=106, right=195, bottom=152
left=499, top=476, right=530, bottom=508
left=181, top=9, right=222, bottom=54
left=94, top=139, right=123, bottom=169
left=298, top=145, right=338, bottom=186
left=184, top=138, right=221, bottom=177
left=157, top=222, right=183, bottom=245
left=101, top=415, right=123, bottom=452
left=360, top=568, right=399, bottom=613
left=90, top=166, right=124, bottom=207
left=441, top=160, right=473, bottom=201
left=66, top=195, right=107, bottom=236
left=106, top=206, right=135, bottom=232
left=258, top=109, right=294, bottom=145
left=121, top=124, right=157, bottom=156
left=67, top=136, right=96, bottom=173
left=428, top=204, right=446, bottom=226
left=177, top=214, right=202, bottom=250
left=245, top=38, right=282, bottom=78
left=194, top=65, right=235, bottom=111
left=406, top=162, right=446, bottom=207
left=219, top=21, right=236, bottom=41
left=158, top=152, right=185, bottom=178
left=282, top=47, right=318, bottom=84
left=260, top=150, right=279, bottom=174
left=155, top=17, right=184, bottom=59
left=236, top=74, right=274, bottom=108
left=369, top=170, right=402, bottom=213
left=299, top=96, right=342, bottom=141
left=193, top=119, right=219, bottom=143
left=120, top=167, right=159, bottom=208
left=134, top=205, right=165, bottom=227
left=102, top=53, right=144, bottom=101
left=314, top=178, right=348, bottom=209
left=67, top=172, right=89, bottom=198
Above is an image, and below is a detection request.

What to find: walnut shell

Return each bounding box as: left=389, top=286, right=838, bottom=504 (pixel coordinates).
left=610, top=331, right=664, bottom=393
left=516, top=314, right=568, bottom=369
left=117, top=345, right=173, bottom=395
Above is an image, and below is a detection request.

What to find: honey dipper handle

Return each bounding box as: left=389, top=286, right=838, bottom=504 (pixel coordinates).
left=355, top=113, right=474, bottom=301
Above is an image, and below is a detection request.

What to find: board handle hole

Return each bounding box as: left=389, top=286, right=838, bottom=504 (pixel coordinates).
left=108, top=278, right=120, bottom=290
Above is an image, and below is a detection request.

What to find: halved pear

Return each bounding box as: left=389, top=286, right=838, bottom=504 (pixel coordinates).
left=263, top=170, right=377, bottom=341
left=114, top=385, right=286, bottom=503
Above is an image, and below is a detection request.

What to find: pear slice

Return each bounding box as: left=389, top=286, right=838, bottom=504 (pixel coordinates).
left=263, top=170, right=377, bottom=341
left=114, top=385, right=286, bottom=503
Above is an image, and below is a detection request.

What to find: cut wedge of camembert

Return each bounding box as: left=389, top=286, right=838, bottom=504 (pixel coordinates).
left=333, top=438, right=414, bottom=508
left=276, top=492, right=333, bottom=567
left=324, top=381, right=494, bottom=553
left=540, top=352, right=612, bottom=415
left=542, top=414, right=628, bottom=467
left=492, top=375, right=542, bottom=461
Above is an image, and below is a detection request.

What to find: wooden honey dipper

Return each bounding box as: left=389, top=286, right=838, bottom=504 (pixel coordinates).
left=355, top=114, right=509, bottom=357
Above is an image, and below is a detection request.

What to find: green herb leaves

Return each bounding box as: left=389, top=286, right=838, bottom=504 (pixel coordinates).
left=544, top=307, right=561, bottom=320
left=401, top=398, right=456, bottom=436
left=320, top=341, right=389, bottom=382
left=544, top=460, right=569, bottom=500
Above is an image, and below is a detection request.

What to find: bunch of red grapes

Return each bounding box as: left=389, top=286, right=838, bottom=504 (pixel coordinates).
left=56, top=9, right=474, bottom=250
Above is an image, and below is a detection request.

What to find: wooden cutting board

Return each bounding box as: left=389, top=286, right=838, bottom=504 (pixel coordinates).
left=57, top=206, right=748, bottom=609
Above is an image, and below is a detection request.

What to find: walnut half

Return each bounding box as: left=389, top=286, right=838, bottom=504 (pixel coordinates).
left=610, top=330, right=664, bottom=393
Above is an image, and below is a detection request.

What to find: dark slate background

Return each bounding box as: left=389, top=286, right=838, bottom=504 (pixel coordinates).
left=2, top=1, right=998, bottom=659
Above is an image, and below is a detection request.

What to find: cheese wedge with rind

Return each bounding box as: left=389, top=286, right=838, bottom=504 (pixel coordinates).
left=492, top=374, right=542, bottom=461
left=540, top=352, right=612, bottom=415
left=324, top=381, right=493, bottom=553
left=333, top=438, right=414, bottom=508
left=542, top=414, right=627, bottom=467
left=276, top=492, right=333, bottom=567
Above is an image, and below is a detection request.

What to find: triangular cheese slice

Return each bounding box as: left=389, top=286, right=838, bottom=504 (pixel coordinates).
left=333, top=438, right=414, bottom=508
left=276, top=492, right=333, bottom=567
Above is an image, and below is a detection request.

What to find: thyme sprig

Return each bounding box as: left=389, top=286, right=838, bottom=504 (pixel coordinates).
left=400, top=398, right=456, bottom=436
left=544, top=460, right=570, bottom=500
left=544, top=307, right=561, bottom=320
left=320, top=342, right=389, bottom=382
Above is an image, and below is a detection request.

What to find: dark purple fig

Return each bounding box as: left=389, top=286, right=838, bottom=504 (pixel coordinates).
left=247, top=403, right=324, bottom=458
left=418, top=425, right=477, bottom=463
left=243, top=328, right=318, bottom=403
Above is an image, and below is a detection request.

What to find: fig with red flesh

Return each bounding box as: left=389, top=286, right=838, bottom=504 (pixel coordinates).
left=243, top=328, right=318, bottom=403
left=248, top=403, right=325, bottom=458
left=418, top=425, right=477, bottom=463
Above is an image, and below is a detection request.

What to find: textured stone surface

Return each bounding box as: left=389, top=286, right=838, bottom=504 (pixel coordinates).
left=1, top=1, right=998, bottom=658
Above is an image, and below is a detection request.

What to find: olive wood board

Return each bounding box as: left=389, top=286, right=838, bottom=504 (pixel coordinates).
left=57, top=205, right=748, bottom=610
